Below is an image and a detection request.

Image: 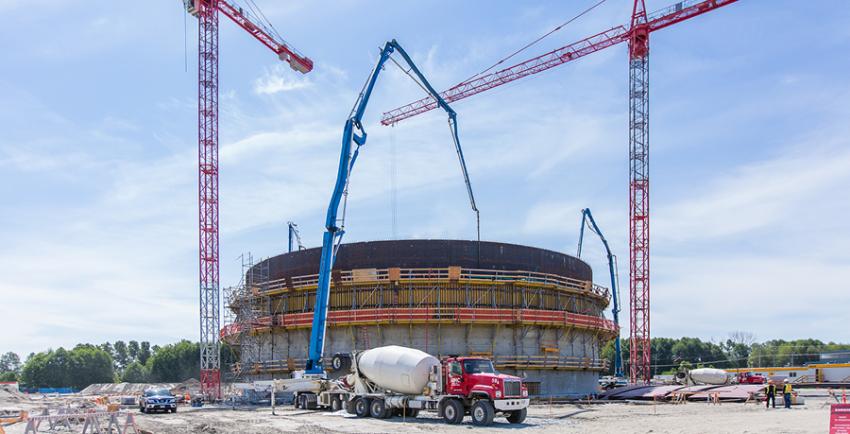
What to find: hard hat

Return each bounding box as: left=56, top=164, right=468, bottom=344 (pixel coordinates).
left=768, top=379, right=774, bottom=383
left=783, top=379, right=789, bottom=383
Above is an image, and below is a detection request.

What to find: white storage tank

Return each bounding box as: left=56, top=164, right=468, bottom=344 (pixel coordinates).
left=689, top=368, right=730, bottom=385
left=357, top=345, right=440, bottom=394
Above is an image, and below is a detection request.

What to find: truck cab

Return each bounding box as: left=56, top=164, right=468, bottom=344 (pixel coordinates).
left=442, top=357, right=529, bottom=425
left=736, top=372, right=766, bottom=384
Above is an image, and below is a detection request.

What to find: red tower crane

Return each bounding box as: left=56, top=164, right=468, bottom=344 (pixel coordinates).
left=380, top=0, right=738, bottom=383
left=183, top=0, right=312, bottom=400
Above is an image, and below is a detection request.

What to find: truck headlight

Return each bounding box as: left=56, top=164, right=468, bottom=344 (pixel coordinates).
left=495, top=390, right=502, bottom=398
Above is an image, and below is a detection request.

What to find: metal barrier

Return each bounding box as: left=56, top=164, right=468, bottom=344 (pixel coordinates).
left=23, top=410, right=137, bottom=434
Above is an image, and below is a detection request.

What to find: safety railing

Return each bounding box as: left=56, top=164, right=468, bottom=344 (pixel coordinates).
left=221, top=307, right=618, bottom=339
left=232, top=358, right=308, bottom=375
left=494, top=355, right=609, bottom=371
left=232, top=354, right=608, bottom=375
left=250, top=266, right=608, bottom=299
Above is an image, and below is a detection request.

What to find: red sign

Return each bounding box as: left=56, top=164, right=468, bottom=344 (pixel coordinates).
left=831, top=404, right=850, bottom=434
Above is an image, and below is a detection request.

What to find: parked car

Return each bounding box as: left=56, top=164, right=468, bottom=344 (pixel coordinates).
left=139, top=388, right=177, bottom=413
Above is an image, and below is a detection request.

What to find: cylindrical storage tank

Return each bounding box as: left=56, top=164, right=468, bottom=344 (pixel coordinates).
left=226, top=240, right=616, bottom=397
left=356, top=345, right=439, bottom=394
left=688, top=368, right=730, bottom=385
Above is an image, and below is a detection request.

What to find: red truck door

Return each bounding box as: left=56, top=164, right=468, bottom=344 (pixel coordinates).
left=445, top=360, right=465, bottom=396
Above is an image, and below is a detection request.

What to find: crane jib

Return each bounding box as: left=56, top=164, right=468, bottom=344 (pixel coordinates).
left=379, top=0, right=738, bottom=125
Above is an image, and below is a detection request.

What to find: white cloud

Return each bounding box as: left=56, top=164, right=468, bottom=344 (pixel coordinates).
left=254, top=65, right=313, bottom=95
left=655, top=136, right=850, bottom=243
left=650, top=254, right=850, bottom=341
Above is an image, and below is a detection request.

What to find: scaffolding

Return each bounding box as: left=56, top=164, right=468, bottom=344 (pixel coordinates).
left=223, top=265, right=616, bottom=377
left=221, top=253, right=272, bottom=379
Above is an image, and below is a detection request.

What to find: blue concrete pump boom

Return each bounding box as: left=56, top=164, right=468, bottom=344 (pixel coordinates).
left=577, top=208, right=623, bottom=378
left=305, top=40, right=479, bottom=374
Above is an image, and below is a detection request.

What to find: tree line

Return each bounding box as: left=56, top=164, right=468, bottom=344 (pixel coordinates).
left=601, top=333, right=850, bottom=376
left=0, top=341, right=235, bottom=389
left=4, top=334, right=848, bottom=388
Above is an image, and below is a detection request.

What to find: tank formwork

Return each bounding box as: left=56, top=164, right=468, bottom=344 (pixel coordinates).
left=223, top=239, right=617, bottom=397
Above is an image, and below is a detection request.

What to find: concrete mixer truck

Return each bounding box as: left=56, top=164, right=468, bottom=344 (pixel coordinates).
left=286, top=345, right=528, bottom=426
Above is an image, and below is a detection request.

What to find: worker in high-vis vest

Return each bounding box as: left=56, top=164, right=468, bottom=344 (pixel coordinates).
left=782, top=379, right=793, bottom=408
left=764, top=380, right=776, bottom=408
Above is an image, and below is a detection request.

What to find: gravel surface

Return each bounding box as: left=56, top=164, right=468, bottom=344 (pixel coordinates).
left=1, top=391, right=837, bottom=433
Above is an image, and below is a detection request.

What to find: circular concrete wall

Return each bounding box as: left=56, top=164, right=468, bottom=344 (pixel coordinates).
left=225, top=239, right=616, bottom=397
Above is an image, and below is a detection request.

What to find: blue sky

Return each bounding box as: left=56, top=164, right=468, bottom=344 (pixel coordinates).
left=1, top=0, right=849, bottom=358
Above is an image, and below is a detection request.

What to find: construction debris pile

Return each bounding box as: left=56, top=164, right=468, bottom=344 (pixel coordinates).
left=80, top=382, right=177, bottom=396
left=0, top=384, right=27, bottom=403
left=80, top=379, right=201, bottom=397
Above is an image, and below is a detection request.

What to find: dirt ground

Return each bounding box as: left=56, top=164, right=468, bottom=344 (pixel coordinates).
left=1, top=390, right=838, bottom=434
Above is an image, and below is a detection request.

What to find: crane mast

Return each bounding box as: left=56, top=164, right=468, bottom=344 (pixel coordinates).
left=306, top=40, right=478, bottom=374
left=379, top=0, right=739, bottom=384
left=184, top=0, right=312, bottom=399
left=628, top=0, right=652, bottom=385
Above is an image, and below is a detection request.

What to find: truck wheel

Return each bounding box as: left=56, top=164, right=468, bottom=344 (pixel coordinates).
left=331, top=354, right=352, bottom=373
left=471, top=400, right=495, bottom=426
left=506, top=408, right=527, bottom=424
left=298, top=394, right=309, bottom=410
left=441, top=399, right=464, bottom=424
left=294, top=394, right=301, bottom=409
left=354, top=397, right=371, bottom=418
left=345, top=398, right=355, bottom=414
left=331, top=396, right=342, bottom=412
left=370, top=399, right=389, bottom=419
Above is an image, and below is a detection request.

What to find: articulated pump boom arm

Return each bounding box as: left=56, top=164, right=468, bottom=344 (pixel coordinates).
left=577, top=208, right=623, bottom=378
left=305, top=40, right=478, bottom=374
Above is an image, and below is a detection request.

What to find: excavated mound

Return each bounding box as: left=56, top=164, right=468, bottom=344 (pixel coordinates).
left=0, top=384, right=27, bottom=402
left=80, top=382, right=177, bottom=396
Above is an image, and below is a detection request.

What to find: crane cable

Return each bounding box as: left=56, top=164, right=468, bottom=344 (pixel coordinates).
left=388, top=53, right=482, bottom=254
left=388, top=54, right=431, bottom=96
left=462, top=0, right=608, bottom=84
left=238, top=0, right=309, bottom=59
left=390, top=125, right=398, bottom=240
